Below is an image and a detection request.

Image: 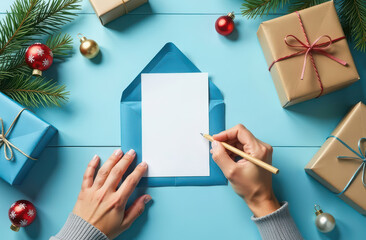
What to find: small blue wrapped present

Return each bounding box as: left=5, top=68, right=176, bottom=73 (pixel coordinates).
left=0, top=92, right=57, bottom=185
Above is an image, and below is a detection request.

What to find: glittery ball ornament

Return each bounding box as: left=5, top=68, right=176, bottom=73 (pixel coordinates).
left=25, top=43, right=53, bottom=76
left=8, top=200, right=37, bottom=232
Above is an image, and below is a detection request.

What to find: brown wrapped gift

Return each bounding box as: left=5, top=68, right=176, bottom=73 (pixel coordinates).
left=257, top=1, right=359, bottom=107
left=305, top=102, right=366, bottom=215
left=89, top=0, right=148, bottom=25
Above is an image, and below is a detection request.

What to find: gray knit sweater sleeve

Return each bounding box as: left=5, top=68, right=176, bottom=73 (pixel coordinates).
left=49, top=213, right=108, bottom=240
left=51, top=202, right=302, bottom=240
left=252, top=202, right=303, bottom=240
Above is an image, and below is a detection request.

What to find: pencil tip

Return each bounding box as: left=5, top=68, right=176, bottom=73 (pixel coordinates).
left=200, top=133, right=203, bottom=136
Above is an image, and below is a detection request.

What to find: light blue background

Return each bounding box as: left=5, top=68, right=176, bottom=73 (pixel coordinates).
left=0, top=0, right=365, bottom=239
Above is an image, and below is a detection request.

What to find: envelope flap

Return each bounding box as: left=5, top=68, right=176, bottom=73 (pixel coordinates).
left=121, top=42, right=223, bottom=103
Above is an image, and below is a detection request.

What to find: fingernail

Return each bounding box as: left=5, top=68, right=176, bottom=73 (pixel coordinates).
left=114, top=149, right=123, bottom=157
left=212, top=141, right=218, bottom=149
left=92, top=154, right=99, bottom=162
left=127, top=149, right=135, bottom=156
left=144, top=195, right=152, bottom=204
left=139, top=161, right=147, bottom=167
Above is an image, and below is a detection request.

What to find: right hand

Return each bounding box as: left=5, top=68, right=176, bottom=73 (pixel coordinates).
left=211, top=124, right=280, bottom=217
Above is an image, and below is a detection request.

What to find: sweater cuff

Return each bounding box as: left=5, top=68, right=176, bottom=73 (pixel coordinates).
left=50, top=213, right=109, bottom=240
left=251, top=202, right=303, bottom=240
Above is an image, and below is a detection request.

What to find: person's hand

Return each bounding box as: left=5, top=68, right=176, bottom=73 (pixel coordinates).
left=72, top=149, right=151, bottom=239
left=211, top=124, right=280, bottom=217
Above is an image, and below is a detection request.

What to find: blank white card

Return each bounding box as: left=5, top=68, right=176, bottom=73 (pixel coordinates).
left=141, top=73, right=209, bottom=177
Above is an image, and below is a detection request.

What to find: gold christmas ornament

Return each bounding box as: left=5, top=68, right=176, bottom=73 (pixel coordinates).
left=77, top=33, right=99, bottom=59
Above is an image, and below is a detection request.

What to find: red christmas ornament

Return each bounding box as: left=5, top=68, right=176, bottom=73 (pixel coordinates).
left=215, top=12, right=235, bottom=36
left=8, top=200, right=37, bottom=232
left=25, top=43, right=53, bottom=76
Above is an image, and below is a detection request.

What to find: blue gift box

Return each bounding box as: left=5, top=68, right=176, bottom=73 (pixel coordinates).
left=0, top=92, right=57, bottom=185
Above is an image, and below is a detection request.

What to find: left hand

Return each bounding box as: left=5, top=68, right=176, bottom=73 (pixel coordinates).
left=72, top=149, right=151, bottom=239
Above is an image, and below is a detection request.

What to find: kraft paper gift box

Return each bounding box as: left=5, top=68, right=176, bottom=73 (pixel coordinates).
left=305, top=102, right=366, bottom=215
left=89, top=0, right=148, bottom=25
left=0, top=92, right=57, bottom=185
left=257, top=1, right=359, bottom=108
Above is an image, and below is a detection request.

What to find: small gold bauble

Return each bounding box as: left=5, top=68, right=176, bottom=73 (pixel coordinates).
left=78, top=33, right=100, bottom=59
left=10, top=224, right=20, bottom=232
left=32, top=69, right=42, bottom=76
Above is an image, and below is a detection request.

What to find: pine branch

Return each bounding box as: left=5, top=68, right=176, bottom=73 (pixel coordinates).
left=287, top=0, right=327, bottom=13
left=0, top=0, right=40, bottom=56
left=339, top=0, right=366, bottom=51
left=46, top=33, right=73, bottom=60
left=241, top=0, right=288, bottom=19
left=0, top=74, right=69, bottom=107
left=0, top=33, right=74, bottom=84
left=0, top=0, right=81, bottom=107
left=0, top=48, right=31, bottom=82
left=33, top=0, right=81, bottom=36
left=0, top=0, right=80, bottom=61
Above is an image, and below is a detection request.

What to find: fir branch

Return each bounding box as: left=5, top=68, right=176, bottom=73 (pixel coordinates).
left=241, top=0, right=288, bottom=19
left=287, top=0, right=327, bottom=13
left=33, top=0, right=81, bottom=36
left=339, top=0, right=366, bottom=51
left=0, top=0, right=40, bottom=56
left=0, top=33, right=74, bottom=83
left=0, top=48, right=31, bottom=82
left=0, top=0, right=80, bottom=107
left=46, top=33, right=73, bottom=60
left=0, top=74, right=69, bottom=107
left=0, top=0, right=80, bottom=61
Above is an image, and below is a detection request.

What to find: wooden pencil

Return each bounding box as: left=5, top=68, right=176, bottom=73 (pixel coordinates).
left=201, top=133, right=279, bottom=174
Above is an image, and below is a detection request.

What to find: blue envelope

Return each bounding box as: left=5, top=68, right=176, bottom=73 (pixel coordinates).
left=120, top=42, right=227, bottom=186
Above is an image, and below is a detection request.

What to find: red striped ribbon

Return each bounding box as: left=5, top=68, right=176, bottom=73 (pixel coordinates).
left=269, top=11, right=347, bottom=97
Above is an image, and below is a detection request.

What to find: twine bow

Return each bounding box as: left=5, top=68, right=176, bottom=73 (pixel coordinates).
left=327, top=135, right=366, bottom=195
left=121, top=0, right=129, bottom=14
left=269, top=11, right=348, bottom=97
left=0, top=109, right=37, bottom=161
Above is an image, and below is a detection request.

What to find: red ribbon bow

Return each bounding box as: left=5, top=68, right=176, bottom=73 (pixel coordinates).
left=269, top=11, right=347, bottom=97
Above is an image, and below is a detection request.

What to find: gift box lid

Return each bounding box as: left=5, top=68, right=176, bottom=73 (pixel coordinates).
left=0, top=92, right=57, bottom=185
left=305, top=102, right=366, bottom=214
left=89, top=0, right=148, bottom=25
left=257, top=1, right=359, bottom=106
